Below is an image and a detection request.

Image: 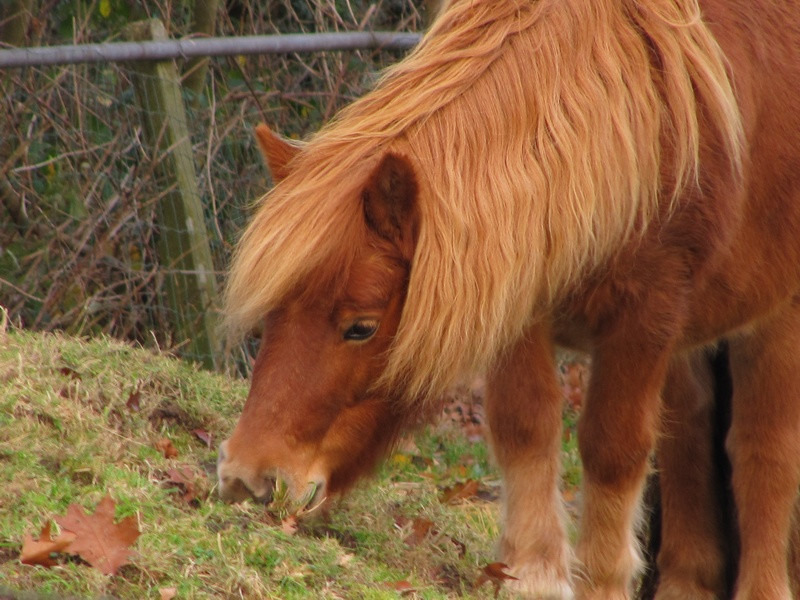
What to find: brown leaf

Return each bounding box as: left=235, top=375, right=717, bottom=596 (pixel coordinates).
left=384, top=580, right=416, bottom=595
left=55, top=495, right=140, bottom=575
left=191, top=428, right=212, bottom=448
left=280, top=515, right=298, bottom=536
left=450, top=536, right=467, bottom=557
left=125, top=387, right=141, bottom=412
left=20, top=522, right=76, bottom=568
left=476, top=562, right=518, bottom=599
left=155, top=438, right=178, bottom=459
left=164, top=466, right=202, bottom=504
left=404, top=517, right=436, bottom=547
left=439, top=479, right=480, bottom=504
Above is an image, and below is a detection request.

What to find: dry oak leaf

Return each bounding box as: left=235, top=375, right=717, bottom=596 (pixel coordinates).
left=55, top=495, right=140, bottom=575
left=155, top=438, right=179, bottom=459
left=403, top=517, right=436, bottom=547
left=476, top=562, right=518, bottom=599
left=125, top=387, right=142, bottom=412
left=20, top=522, right=76, bottom=568
left=439, top=479, right=480, bottom=505
left=163, top=466, right=208, bottom=505
left=384, top=580, right=416, bottom=595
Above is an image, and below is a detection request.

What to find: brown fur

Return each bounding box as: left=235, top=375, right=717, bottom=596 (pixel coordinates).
left=218, top=0, right=800, bottom=597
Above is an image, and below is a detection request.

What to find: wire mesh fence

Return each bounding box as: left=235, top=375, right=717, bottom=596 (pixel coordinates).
left=0, top=0, right=428, bottom=373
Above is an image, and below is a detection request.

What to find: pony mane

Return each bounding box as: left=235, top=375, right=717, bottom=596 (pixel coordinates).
left=225, top=0, right=743, bottom=401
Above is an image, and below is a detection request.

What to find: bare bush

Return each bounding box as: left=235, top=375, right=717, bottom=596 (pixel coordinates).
left=0, top=0, right=426, bottom=371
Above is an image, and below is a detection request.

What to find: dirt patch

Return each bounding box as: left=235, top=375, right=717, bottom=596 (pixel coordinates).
left=0, top=545, right=17, bottom=565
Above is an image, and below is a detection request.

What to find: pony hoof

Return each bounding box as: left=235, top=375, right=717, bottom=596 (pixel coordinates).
left=505, top=564, right=574, bottom=599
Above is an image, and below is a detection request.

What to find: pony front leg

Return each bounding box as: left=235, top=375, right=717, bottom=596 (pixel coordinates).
left=575, top=344, right=670, bottom=599
left=486, top=325, right=574, bottom=599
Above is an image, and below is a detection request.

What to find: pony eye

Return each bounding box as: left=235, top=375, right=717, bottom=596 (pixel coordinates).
left=343, top=320, right=379, bottom=341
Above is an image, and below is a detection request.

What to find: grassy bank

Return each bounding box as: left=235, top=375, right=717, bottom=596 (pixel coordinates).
left=2, top=326, right=580, bottom=599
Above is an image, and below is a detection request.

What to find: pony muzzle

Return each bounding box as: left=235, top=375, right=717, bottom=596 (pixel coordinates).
left=217, top=441, right=327, bottom=512
left=216, top=441, right=270, bottom=502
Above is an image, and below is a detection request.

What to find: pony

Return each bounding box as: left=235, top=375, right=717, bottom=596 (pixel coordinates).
left=217, top=0, right=800, bottom=597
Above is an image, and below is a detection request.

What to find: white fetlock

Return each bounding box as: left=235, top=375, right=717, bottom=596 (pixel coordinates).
left=505, top=563, right=575, bottom=600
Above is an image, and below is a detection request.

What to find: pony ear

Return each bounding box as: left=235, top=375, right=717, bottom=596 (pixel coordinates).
left=254, top=123, right=304, bottom=182
left=362, top=153, right=419, bottom=259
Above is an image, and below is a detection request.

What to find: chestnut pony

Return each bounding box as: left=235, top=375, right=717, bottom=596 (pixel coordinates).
left=218, top=0, right=800, bottom=597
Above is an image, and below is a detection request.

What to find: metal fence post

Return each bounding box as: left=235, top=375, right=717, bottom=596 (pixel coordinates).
left=125, top=19, right=220, bottom=369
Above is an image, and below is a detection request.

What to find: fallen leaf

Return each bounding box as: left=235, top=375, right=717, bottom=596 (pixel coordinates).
left=125, top=387, right=141, bottom=412
left=155, top=438, right=178, bottom=459
left=280, top=515, right=298, bottom=536
left=56, top=495, right=140, bottom=575
left=192, top=429, right=213, bottom=448
left=404, top=517, right=436, bottom=547
left=159, top=587, right=177, bottom=600
left=439, top=479, right=480, bottom=504
left=384, top=580, right=416, bottom=595
left=20, top=522, right=76, bottom=568
left=450, top=536, right=467, bottom=557
left=164, top=466, right=205, bottom=504
left=476, top=562, right=518, bottom=599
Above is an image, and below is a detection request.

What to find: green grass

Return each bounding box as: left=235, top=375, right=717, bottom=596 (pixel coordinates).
left=0, top=327, right=581, bottom=599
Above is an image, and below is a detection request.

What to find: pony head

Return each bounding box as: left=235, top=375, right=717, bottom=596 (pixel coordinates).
left=217, top=125, right=423, bottom=509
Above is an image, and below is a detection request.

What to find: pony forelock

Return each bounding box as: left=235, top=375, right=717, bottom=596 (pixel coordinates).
left=225, top=0, right=744, bottom=403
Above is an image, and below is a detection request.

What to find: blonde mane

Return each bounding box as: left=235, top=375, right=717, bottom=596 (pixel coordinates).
left=225, top=0, right=743, bottom=401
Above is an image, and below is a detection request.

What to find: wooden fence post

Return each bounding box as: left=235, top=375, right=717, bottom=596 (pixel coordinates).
left=125, top=19, right=220, bottom=369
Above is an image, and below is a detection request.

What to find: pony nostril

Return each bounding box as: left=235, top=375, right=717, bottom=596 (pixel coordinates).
left=218, top=476, right=252, bottom=503
left=252, top=477, right=276, bottom=505
left=218, top=473, right=276, bottom=505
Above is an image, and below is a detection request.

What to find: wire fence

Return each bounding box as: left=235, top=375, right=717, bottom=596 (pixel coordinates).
left=0, top=0, right=427, bottom=373
left=0, top=31, right=420, bottom=67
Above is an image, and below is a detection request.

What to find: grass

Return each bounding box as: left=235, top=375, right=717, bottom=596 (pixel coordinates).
left=0, top=325, right=582, bottom=599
